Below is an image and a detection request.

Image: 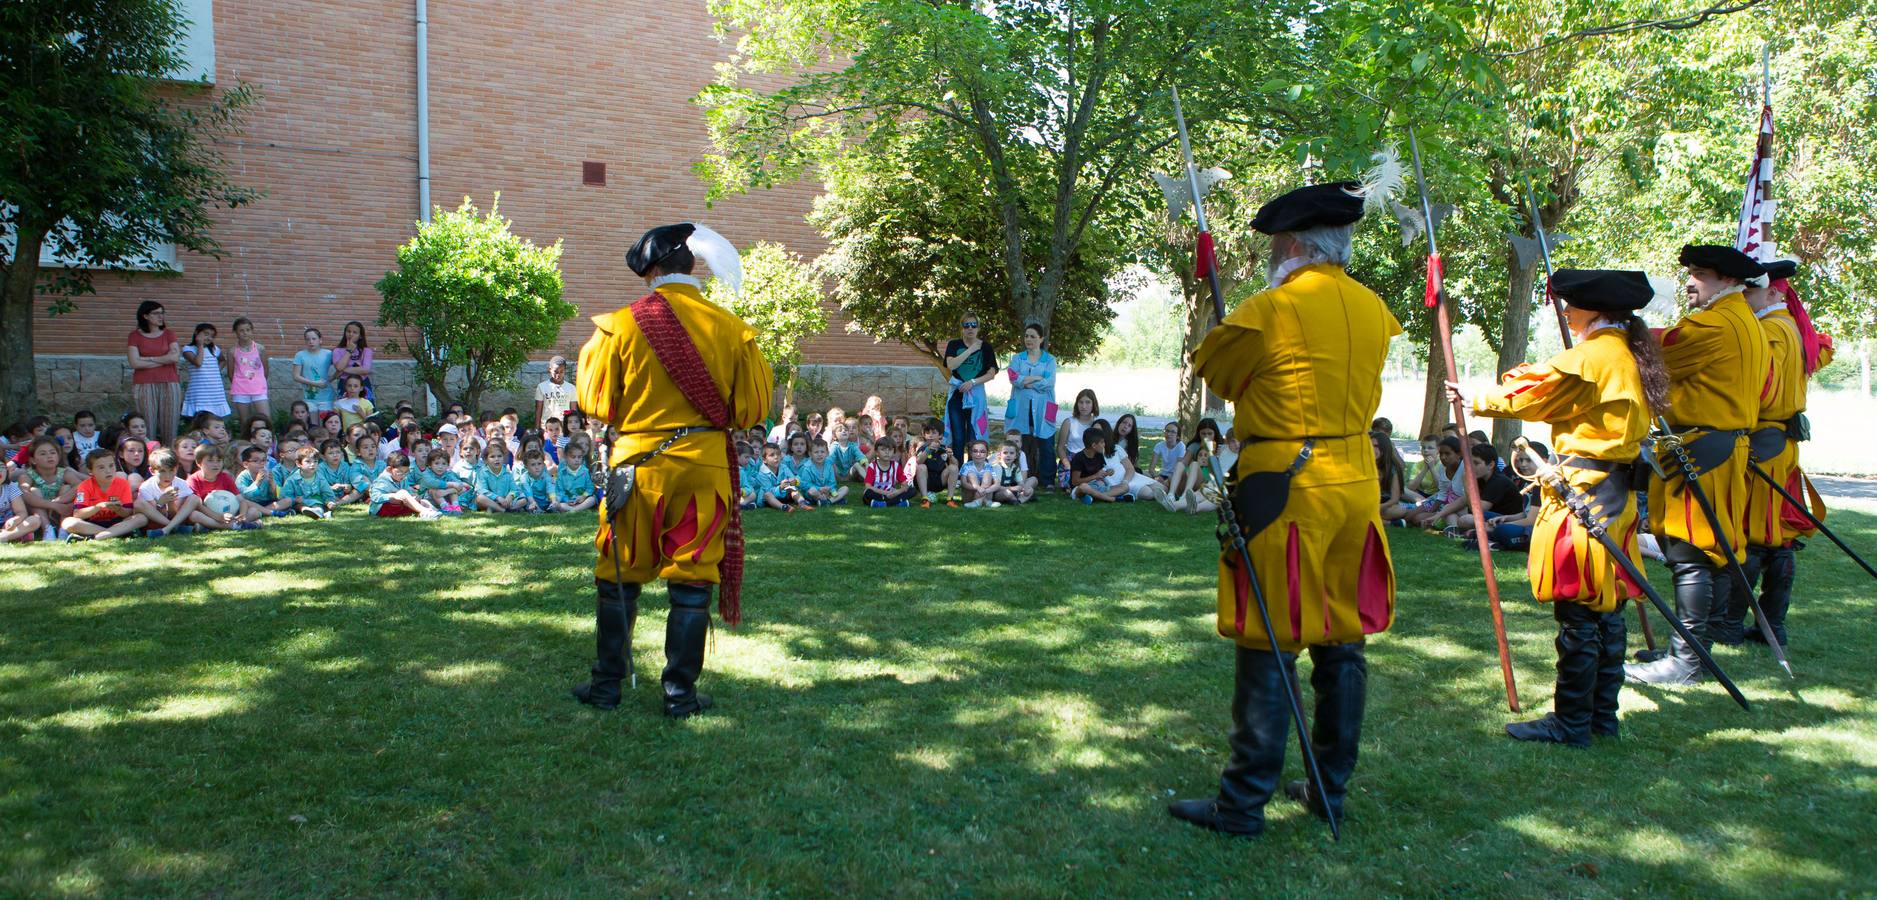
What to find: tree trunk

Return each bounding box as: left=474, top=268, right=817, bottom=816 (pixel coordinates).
left=1175, top=266, right=1206, bottom=427
left=1419, top=334, right=1450, bottom=440
left=1, top=226, right=47, bottom=422
left=1491, top=244, right=1539, bottom=453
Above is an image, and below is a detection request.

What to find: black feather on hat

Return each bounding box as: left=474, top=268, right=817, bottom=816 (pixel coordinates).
left=1763, top=258, right=1798, bottom=281
left=1250, top=182, right=1365, bottom=235
left=1677, top=244, right=1765, bottom=281
left=626, top=223, right=697, bottom=277
left=1548, top=269, right=1654, bottom=313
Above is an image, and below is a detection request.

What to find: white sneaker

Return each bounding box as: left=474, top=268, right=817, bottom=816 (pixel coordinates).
left=988, top=501, right=1002, bottom=508
left=964, top=499, right=982, bottom=508
left=418, top=507, right=442, bottom=520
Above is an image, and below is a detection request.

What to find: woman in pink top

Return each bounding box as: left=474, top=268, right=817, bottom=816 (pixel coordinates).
left=331, top=320, right=375, bottom=401
left=227, top=316, right=271, bottom=424
left=126, top=301, right=182, bottom=447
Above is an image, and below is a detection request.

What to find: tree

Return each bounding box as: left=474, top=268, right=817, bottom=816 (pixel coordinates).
left=706, top=241, right=827, bottom=406
left=375, top=197, right=573, bottom=413
left=699, top=0, right=1289, bottom=342
left=808, top=141, right=1116, bottom=366
left=0, top=0, right=255, bottom=419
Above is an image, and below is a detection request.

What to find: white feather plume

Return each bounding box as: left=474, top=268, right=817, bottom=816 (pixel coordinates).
left=1350, top=145, right=1405, bottom=215
left=685, top=223, right=744, bottom=297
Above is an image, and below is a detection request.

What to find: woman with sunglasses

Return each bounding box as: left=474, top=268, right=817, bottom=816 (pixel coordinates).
left=942, top=313, right=999, bottom=462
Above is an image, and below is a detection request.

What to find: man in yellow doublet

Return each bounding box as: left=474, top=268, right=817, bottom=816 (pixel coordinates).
left=1467, top=268, right=1657, bottom=746
left=569, top=223, right=772, bottom=719
left=1169, top=181, right=1397, bottom=838
left=1717, top=258, right=1830, bottom=648
left=1628, top=244, right=1770, bottom=685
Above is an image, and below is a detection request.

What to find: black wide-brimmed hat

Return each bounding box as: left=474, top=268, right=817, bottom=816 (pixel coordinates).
left=1763, top=257, right=1798, bottom=281
left=1549, top=268, right=1654, bottom=312
left=626, top=223, right=697, bottom=277
left=1250, top=182, right=1365, bottom=235
left=1678, top=244, right=1765, bottom=280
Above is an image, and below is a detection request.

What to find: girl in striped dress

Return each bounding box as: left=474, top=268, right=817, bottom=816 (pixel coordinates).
left=181, top=323, right=233, bottom=419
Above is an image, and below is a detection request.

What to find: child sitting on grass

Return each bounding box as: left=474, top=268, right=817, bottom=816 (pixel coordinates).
left=863, top=441, right=913, bottom=507
left=281, top=446, right=338, bottom=519
left=797, top=439, right=847, bottom=506
left=514, top=449, right=559, bottom=513
left=1070, top=426, right=1132, bottom=504
left=754, top=443, right=809, bottom=511
left=831, top=422, right=867, bottom=482
left=135, top=448, right=203, bottom=535
left=348, top=434, right=386, bottom=498
left=17, top=437, right=76, bottom=530
left=1153, top=421, right=1186, bottom=489
left=452, top=436, right=482, bottom=480
left=237, top=445, right=293, bottom=517
left=64, top=449, right=149, bottom=540
left=781, top=433, right=812, bottom=482
left=912, top=419, right=959, bottom=507
left=418, top=448, right=471, bottom=512
left=186, top=444, right=263, bottom=530
left=991, top=443, right=1036, bottom=505
left=735, top=441, right=761, bottom=509
left=958, top=439, right=999, bottom=508
left=2, top=478, right=43, bottom=542
left=369, top=451, right=441, bottom=519
left=315, top=440, right=363, bottom=509
left=554, top=437, right=598, bottom=513
left=474, top=443, right=524, bottom=512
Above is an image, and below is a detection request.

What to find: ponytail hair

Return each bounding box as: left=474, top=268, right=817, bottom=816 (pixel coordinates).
left=1624, top=314, right=1671, bottom=417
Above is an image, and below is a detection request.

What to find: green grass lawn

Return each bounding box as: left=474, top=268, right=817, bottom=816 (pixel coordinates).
left=3, top=500, right=1874, bottom=896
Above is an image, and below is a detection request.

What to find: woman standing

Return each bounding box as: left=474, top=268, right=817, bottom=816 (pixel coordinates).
left=126, top=301, right=182, bottom=447
left=941, top=313, right=999, bottom=461
left=1452, top=269, right=1665, bottom=747
left=332, top=321, right=375, bottom=401
left=1004, top=323, right=1058, bottom=488
left=180, top=323, right=233, bottom=421
left=1055, top=388, right=1100, bottom=489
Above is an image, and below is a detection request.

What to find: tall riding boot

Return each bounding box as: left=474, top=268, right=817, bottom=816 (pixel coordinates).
left=1591, top=606, right=1628, bottom=738
left=1506, top=603, right=1597, bottom=747
left=1707, top=544, right=1756, bottom=645
left=1743, top=545, right=1793, bottom=648
left=662, top=582, right=715, bottom=718
left=1283, top=642, right=1366, bottom=821
left=571, top=580, right=640, bottom=709
left=1626, top=540, right=1711, bottom=685
left=1169, top=647, right=1291, bottom=837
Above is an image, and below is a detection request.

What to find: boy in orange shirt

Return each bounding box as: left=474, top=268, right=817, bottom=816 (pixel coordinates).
left=63, top=449, right=150, bottom=540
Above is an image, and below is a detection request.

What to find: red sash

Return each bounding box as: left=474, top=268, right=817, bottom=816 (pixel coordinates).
left=629, top=292, right=746, bottom=626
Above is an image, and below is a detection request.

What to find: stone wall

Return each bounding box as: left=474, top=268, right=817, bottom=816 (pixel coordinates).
left=30, top=355, right=947, bottom=425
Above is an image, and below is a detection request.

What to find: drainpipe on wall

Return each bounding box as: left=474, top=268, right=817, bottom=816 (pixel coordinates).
left=416, top=0, right=435, bottom=415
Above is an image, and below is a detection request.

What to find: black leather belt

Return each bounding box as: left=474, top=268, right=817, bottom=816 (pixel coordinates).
left=1561, top=456, right=1619, bottom=472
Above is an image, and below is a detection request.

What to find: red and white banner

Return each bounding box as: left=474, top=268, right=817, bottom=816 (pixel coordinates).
left=1735, top=103, right=1776, bottom=262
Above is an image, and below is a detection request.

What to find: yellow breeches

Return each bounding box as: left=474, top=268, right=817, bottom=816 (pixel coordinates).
left=1743, top=440, right=1825, bottom=546
left=593, top=460, right=732, bottom=585
left=1529, top=468, right=1646, bottom=613
left=1216, top=480, right=1395, bottom=654
left=1647, top=435, right=1748, bottom=569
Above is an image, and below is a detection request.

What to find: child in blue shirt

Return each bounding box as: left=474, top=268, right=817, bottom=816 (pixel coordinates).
left=417, top=448, right=471, bottom=512
left=280, top=447, right=336, bottom=518
left=473, top=444, right=523, bottom=512
left=555, top=437, right=597, bottom=513
left=797, top=439, right=847, bottom=506
left=1152, top=421, right=1186, bottom=489
left=735, top=441, right=762, bottom=510
left=780, top=433, right=812, bottom=482
left=514, top=450, right=558, bottom=513
left=349, top=435, right=386, bottom=496
left=236, top=444, right=293, bottom=517
left=959, top=439, right=999, bottom=507
left=754, top=443, right=808, bottom=511
left=832, top=422, right=866, bottom=481
left=315, top=439, right=363, bottom=509
left=369, top=451, right=441, bottom=518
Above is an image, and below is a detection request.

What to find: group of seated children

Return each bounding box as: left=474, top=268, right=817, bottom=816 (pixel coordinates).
left=2, top=402, right=606, bottom=543
left=736, top=413, right=1039, bottom=510
left=1381, top=421, right=1539, bottom=550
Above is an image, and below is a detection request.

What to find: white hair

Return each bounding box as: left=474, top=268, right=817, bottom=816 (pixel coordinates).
left=1289, top=224, right=1355, bottom=266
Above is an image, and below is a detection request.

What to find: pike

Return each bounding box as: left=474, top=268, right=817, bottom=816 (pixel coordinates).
left=1525, top=180, right=1574, bottom=350
left=1651, top=418, right=1794, bottom=679
left=1408, top=129, right=1522, bottom=712
left=1168, top=85, right=1338, bottom=840
left=1513, top=438, right=1750, bottom=710
left=1746, top=461, right=1877, bottom=583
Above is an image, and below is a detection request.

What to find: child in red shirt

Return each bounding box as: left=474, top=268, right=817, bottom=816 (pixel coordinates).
left=184, top=444, right=262, bottom=530
left=63, top=449, right=149, bottom=540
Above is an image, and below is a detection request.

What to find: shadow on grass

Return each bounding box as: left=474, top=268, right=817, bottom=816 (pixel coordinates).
left=1, top=504, right=1874, bottom=894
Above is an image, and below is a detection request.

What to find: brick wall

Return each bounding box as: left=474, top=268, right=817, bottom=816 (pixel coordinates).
left=30, top=0, right=931, bottom=389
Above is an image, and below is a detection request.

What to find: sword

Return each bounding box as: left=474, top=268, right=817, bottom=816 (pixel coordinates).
left=1200, top=440, right=1339, bottom=840
left=1747, top=460, right=1877, bottom=582
left=1409, top=129, right=1521, bottom=712
left=1651, top=418, right=1794, bottom=679
left=602, top=429, right=637, bottom=690
left=1513, top=439, right=1750, bottom=710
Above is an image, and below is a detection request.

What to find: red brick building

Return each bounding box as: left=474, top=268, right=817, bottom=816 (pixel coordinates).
left=30, top=0, right=939, bottom=418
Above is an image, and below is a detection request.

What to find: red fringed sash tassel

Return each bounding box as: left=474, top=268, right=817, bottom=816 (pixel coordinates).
left=630, top=292, right=746, bottom=626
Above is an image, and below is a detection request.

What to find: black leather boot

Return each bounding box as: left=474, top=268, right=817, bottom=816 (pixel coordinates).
left=1169, top=647, right=1291, bottom=837
left=1742, top=544, right=1793, bottom=648
left=1283, top=642, right=1366, bottom=821
left=1626, top=540, right=1711, bottom=685
left=1507, top=604, right=1596, bottom=747
left=1591, top=606, right=1627, bottom=738
left=571, top=580, right=639, bottom=710
left=662, top=582, right=715, bottom=718
left=1708, top=545, right=1749, bottom=645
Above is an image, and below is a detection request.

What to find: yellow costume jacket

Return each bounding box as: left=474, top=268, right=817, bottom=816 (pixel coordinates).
left=577, top=281, right=772, bottom=584
left=1651, top=290, right=1770, bottom=566
left=1193, top=263, right=1400, bottom=652
left=1744, top=307, right=1829, bottom=545
left=1472, top=328, right=1650, bottom=612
